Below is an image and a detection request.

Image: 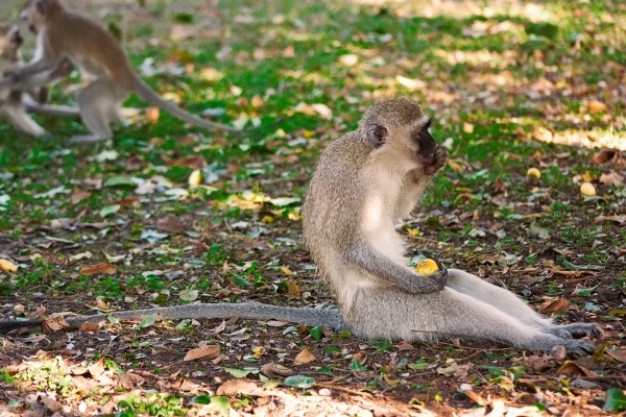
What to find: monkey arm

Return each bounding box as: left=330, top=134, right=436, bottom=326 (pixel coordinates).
left=345, top=243, right=447, bottom=294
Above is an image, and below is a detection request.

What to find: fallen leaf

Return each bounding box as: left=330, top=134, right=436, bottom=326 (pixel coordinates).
left=117, top=373, right=145, bottom=389
left=396, top=75, right=426, bottom=91
left=595, top=215, right=626, bottom=225
left=606, top=348, right=626, bottom=363
left=557, top=360, right=596, bottom=378
left=40, top=395, right=63, bottom=412
left=592, top=149, right=620, bottom=164
left=70, top=188, right=92, bottom=204
left=42, top=316, right=71, bottom=333
left=183, top=344, right=221, bottom=361
left=166, top=155, right=207, bottom=170
left=155, top=217, right=186, bottom=233
left=216, top=379, right=259, bottom=396
left=12, top=304, right=25, bottom=315
left=79, top=262, right=117, bottom=276
left=79, top=321, right=101, bottom=333
left=540, top=297, right=570, bottom=314
left=261, top=363, right=294, bottom=378
left=599, top=172, right=624, bottom=186
left=294, top=348, right=316, bottom=365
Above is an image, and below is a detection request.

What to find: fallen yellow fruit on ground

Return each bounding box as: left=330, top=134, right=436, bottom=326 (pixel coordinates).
left=526, top=167, right=541, bottom=179
left=415, top=259, right=439, bottom=275
left=580, top=182, right=596, bottom=196
left=0, top=259, right=18, bottom=272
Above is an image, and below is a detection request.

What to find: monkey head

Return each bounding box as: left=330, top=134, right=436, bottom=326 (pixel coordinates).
left=21, top=0, right=61, bottom=34
left=359, top=98, right=448, bottom=176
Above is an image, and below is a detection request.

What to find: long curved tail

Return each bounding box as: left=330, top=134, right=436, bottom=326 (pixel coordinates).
left=133, top=76, right=240, bottom=133
left=0, top=302, right=345, bottom=334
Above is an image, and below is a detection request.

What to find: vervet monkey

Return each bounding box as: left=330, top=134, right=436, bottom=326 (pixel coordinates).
left=302, top=98, right=602, bottom=355
left=4, top=0, right=238, bottom=143
left=0, top=99, right=603, bottom=356
left=0, top=23, right=78, bottom=137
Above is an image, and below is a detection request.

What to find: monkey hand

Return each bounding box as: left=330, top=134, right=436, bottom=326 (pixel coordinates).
left=414, top=260, right=447, bottom=292
left=424, top=145, right=448, bottom=176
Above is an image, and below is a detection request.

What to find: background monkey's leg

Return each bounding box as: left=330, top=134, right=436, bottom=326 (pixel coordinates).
left=69, top=80, right=116, bottom=143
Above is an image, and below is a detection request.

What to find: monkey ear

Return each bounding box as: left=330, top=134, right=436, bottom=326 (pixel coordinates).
left=366, top=123, right=388, bottom=148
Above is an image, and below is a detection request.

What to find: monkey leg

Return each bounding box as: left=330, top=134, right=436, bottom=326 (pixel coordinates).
left=446, top=269, right=602, bottom=339
left=69, top=80, right=117, bottom=143
left=1, top=106, right=46, bottom=137
left=345, top=287, right=596, bottom=355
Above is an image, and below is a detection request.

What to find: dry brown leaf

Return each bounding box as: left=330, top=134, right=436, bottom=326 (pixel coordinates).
left=79, top=321, right=101, bottom=333
left=39, top=395, right=63, bottom=412
left=447, top=159, right=466, bottom=172
left=594, top=215, right=626, bottom=225
left=117, top=372, right=145, bottom=389
left=183, top=344, right=221, bottom=361
left=294, top=348, right=316, bottom=365
left=42, top=316, right=71, bottom=333
left=166, top=155, right=207, bottom=170
left=155, top=217, right=186, bottom=233
left=261, top=363, right=294, bottom=378
left=116, top=197, right=141, bottom=208
left=216, top=379, right=259, bottom=396
left=540, top=297, right=570, bottom=314
left=71, top=188, right=92, bottom=204
left=606, top=348, right=626, bottom=363
left=80, top=262, right=117, bottom=276
left=592, top=149, right=620, bottom=164
left=464, top=390, right=486, bottom=406
left=599, top=172, right=624, bottom=186
left=12, top=304, right=25, bottom=316
left=557, top=360, right=596, bottom=378
left=0, top=259, right=18, bottom=272
left=523, top=354, right=556, bottom=371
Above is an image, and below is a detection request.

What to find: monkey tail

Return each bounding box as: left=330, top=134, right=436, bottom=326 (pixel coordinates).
left=132, top=75, right=240, bottom=133
left=0, top=303, right=345, bottom=335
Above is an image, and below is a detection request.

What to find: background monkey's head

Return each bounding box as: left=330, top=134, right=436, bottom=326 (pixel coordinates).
left=0, top=25, right=22, bottom=73
left=21, top=0, right=61, bottom=33
left=358, top=98, right=443, bottom=174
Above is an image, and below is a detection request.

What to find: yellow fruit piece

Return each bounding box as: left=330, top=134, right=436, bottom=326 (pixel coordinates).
left=580, top=182, right=596, bottom=196
left=526, top=168, right=541, bottom=179
left=188, top=170, right=203, bottom=188
left=415, top=259, right=439, bottom=275
left=0, top=259, right=18, bottom=272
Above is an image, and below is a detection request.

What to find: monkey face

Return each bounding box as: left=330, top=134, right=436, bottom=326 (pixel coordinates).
left=410, top=120, right=448, bottom=175
left=21, top=0, right=47, bottom=34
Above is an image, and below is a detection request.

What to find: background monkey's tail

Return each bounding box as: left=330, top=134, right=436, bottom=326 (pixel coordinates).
left=132, top=76, right=241, bottom=133
left=0, top=303, right=345, bottom=334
